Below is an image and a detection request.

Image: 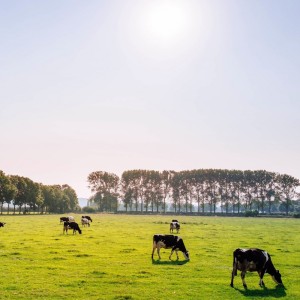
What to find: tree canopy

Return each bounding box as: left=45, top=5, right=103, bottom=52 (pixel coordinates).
left=0, top=171, right=79, bottom=214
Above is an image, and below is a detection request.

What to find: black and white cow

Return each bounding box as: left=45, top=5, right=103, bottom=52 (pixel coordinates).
left=230, top=248, right=283, bottom=289
left=170, top=220, right=180, bottom=233
left=60, top=217, right=69, bottom=223
left=63, top=221, right=82, bottom=235
left=81, top=217, right=90, bottom=227
left=82, top=215, right=92, bottom=222
left=152, top=234, right=189, bottom=260
left=0, top=222, right=6, bottom=227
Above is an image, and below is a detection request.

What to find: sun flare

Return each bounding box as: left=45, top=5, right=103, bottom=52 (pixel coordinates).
left=143, top=1, right=190, bottom=43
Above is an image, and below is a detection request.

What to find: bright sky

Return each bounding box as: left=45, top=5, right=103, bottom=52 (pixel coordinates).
left=1, top=0, right=299, bottom=198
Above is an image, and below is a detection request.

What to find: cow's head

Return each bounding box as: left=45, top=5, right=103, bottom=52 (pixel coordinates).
left=272, top=270, right=282, bottom=285
left=183, top=251, right=190, bottom=260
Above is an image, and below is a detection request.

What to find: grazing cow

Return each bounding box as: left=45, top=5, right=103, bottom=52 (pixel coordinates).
left=230, top=248, right=283, bottom=289
left=152, top=234, right=189, bottom=260
left=170, top=221, right=180, bottom=233
left=60, top=217, right=69, bottom=223
left=63, top=221, right=82, bottom=235
left=82, top=215, right=92, bottom=222
left=81, top=217, right=90, bottom=227
left=0, top=222, right=6, bottom=227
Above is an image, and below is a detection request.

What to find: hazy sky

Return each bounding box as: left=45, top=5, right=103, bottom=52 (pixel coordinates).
left=1, top=0, right=299, bottom=198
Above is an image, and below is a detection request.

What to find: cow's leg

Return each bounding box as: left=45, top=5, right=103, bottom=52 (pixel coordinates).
left=151, top=247, right=155, bottom=259
left=157, top=247, right=161, bottom=259
left=230, top=257, right=237, bottom=287
left=169, top=246, right=179, bottom=260
left=169, top=249, right=174, bottom=260
left=152, top=242, right=158, bottom=259
left=258, top=271, right=265, bottom=287
left=230, top=265, right=237, bottom=287
left=241, top=271, right=247, bottom=289
left=230, top=270, right=235, bottom=287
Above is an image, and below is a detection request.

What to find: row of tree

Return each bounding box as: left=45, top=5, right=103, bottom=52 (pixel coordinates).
left=87, top=169, right=300, bottom=215
left=1, top=168, right=299, bottom=215
left=0, top=170, right=79, bottom=214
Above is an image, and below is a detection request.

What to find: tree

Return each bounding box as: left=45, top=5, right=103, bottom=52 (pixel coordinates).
left=42, top=185, right=57, bottom=213
left=0, top=171, right=17, bottom=214
left=88, top=171, right=119, bottom=212
left=62, top=184, right=79, bottom=212
left=10, top=175, right=27, bottom=214
left=277, top=174, right=299, bottom=215
left=160, top=170, right=174, bottom=213
left=191, top=169, right=206, bottom=213
left=243, top=171, right=256, bottom=211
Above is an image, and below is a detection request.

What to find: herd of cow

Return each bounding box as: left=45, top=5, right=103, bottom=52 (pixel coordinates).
left=59, top=215, right=92, bottom=235
left=0, top=217, right=284, bottom=289
left=153, top=219, right=283, bottom=289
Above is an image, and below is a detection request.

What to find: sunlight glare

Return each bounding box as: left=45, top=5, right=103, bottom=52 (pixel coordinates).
left=143, top=1, right=190, bottom=44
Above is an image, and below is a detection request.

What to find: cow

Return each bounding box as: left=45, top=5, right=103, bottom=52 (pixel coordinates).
left=0, top=222, right=6, bottom=227
left=63, top=221, right=82, bottom=235
left=82, top=215, right=92, bottom=222
left=81, top=217, right=90, bottom=227
left=230, top=248, right=283, bottom=289
left=68, top=216, right=75, bottom=222
left=152, top=234, right=189, bottom=261
left=170, top=221, right=180, bottom=233
left=60, top=217, right=69, bottom=223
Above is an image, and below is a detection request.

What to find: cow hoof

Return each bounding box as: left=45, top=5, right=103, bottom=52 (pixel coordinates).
left=230, top=283, right=233, bottom=288
left=243, top=284, right=248, bottom=290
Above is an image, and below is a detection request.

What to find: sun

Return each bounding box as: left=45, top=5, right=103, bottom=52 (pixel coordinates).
left=142, top=1, right=190, bottom=44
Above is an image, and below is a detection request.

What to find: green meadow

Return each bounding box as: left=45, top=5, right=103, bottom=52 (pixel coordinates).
left=0, top=214, right=299, bottom=300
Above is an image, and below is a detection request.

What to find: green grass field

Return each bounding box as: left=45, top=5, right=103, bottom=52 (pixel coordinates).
left=0, top=214, right=299, bottom=299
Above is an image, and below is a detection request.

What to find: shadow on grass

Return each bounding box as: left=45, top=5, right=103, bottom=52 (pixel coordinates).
left=152, top=259, right=189, bottom=266
left=233, top=285, right=286, bottom=298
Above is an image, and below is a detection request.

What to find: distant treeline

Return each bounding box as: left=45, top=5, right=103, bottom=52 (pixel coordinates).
left=87, top=169, right=300, bottom=215
left=1, top=169, right=299, bottom=216
left=0, top=171, right=79, bottom=214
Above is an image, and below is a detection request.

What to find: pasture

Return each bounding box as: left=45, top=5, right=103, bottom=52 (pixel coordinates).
left=0, top=214, right=299, bottom=300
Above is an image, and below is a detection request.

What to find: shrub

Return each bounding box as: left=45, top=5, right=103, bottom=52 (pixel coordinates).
left=244, top=210, right=259, bottom=217
left=82, top=206, right=96, bottom=213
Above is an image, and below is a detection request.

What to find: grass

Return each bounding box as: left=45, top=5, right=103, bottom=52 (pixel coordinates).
left=0, top=214, right=299, bottom=299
